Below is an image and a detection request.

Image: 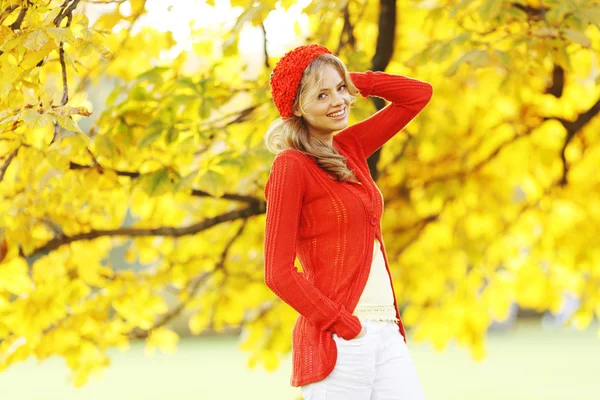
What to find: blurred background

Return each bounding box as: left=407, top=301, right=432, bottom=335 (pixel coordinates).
left=0, top=0, right=599, bottom=399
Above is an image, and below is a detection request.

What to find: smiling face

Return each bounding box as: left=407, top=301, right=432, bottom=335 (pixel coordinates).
left=293, top=64, right=351, bottom=143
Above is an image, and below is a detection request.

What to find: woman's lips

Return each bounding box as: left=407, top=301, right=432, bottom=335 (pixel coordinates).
left=327, top=107, right=346, bottom=120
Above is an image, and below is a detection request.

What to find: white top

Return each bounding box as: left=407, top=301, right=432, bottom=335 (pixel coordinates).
left=352, top=237, right=398, bottom=322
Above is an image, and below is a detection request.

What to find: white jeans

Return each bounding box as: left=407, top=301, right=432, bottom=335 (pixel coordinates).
left=301, top=320, right=426, bottom=400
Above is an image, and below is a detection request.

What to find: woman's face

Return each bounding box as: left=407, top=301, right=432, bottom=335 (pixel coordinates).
left=293, top=65, right=351, bottom=141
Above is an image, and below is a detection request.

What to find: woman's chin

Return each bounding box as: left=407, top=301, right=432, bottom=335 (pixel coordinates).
left=326, top=114, right=348, bottom=126
left=332, top=118, right=349, bottom=129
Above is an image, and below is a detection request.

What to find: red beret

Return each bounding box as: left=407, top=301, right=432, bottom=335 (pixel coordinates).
left=269, top=44, right=332, bottom=119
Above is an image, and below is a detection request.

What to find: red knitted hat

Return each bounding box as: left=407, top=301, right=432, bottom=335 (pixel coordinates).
left=269, top=44, right=333, bottom=119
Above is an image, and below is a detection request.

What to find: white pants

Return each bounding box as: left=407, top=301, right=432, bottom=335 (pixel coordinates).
left=301, top=320, right=426, bottom=400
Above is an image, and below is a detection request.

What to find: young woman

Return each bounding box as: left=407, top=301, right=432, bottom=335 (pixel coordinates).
left=263, top=44, right=433, bottom=400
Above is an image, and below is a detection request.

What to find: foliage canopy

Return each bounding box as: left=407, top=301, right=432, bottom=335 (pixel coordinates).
left=1, top=0, right=599, bottom=386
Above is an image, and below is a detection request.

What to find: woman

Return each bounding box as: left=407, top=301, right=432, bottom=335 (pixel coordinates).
left=263, top=44, right=433, bottom=400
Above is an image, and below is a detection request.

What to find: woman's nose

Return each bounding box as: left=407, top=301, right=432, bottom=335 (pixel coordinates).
left=331, top=92, right=344, bottom=106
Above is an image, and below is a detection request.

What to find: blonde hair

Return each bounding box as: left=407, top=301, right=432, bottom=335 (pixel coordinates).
left=264, top=53, right=361, bottom=182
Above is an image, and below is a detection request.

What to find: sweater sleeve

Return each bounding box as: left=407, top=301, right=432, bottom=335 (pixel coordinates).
left=263, top=154, right=363, bottom=340
left=342, top=70, right=433, bottom=158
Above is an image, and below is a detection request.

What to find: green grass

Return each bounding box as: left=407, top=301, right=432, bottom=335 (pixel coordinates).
left=0, top=320, right=598, bottom=399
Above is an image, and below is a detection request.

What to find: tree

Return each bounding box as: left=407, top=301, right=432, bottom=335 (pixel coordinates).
left=0, top=0, right=599, bottom=386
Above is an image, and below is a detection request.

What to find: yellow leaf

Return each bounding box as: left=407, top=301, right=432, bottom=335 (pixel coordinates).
left=77, top=259, right=106, bottom=287
left=62, top=50, right=78, bottom=72
left=552, top=46, right=572, bottom=70
left=45, top=27, right=76, bottom=45
left=193, top=39, right=213, bottom=56
left=42, top=7, right=62, bottom=26
left=260, top=349, right=280, bottom=371
left=59, top=133, right=87, bottom=154
left=138, top=168, right=173, bottom=197
left=478, top=0, right=502, bottom=20
left=197, top=169, right=224, bottom=197
left=0, top=336, right=30, bottom=367
left=52, top=106, right=91, bottom=117
left=0, top=257, right=32, bottom=295
left=56, top=115, right=91, bottom=144
left=470, top=339, right=487, bottom=361
left=571, top=308, right=593, bottom=330
left=145, top=327, right=179, bottom=355
left=400, top=304, right=421, bottom=326
left=129, top=0, right=147, bottom=16
left=563, top=28, right=591, bottom=48
left=94, top=10, right=123, bottom=31
left=0, top=32, right=26, bottom=52
left=74, top=38, right=112, bottom=59
left=247, top=353, right=259, bottom=369
left=18, top=45, right=52, bottom=69
left=23, top=30, right=49, bottom=51
left=21, top=109, right=54, bottom=130
left=239, top=323, right=264, bottom=351
left=138, top=246, right=159, bottom=264
left=72, top=13, right=89, bottom=28
left=189, top=310, right=210, bottom=334
left=294, top=20, right=302, bottom=36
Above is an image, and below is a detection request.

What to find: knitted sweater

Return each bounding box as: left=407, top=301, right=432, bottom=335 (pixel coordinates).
left=263, top=70, right=433, bottom=387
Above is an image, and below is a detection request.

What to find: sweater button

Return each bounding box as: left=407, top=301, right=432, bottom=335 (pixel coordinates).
left=370, top=217, right=376, bottom=225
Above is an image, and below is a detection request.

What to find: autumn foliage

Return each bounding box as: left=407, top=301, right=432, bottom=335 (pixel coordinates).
left=1, top=0, right=599, bottom=387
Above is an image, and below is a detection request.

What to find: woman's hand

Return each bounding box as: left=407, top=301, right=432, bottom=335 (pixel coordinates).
left=353, top=325, right=367, bottom=340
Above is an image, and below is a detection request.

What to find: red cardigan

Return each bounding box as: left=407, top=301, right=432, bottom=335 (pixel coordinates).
left=263, top=70, right=433, bottom=387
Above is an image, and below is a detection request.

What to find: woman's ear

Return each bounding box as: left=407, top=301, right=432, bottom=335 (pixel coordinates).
left=292, top=106, right=302, bottom=118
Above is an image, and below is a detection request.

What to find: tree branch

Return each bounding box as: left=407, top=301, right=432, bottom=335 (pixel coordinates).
left=563, top=97, right=600, bottom=133
left=367, top=0, right=397, bottom=179
left=129, top=219, right=248, bottom=339
left=224, top=103, right=262, bottom=126
left=74, top=0, right=145, bottom=93
left=414, top=130, right=529, bottom=188
left=68, top=162, right=262, bottom=204
left=510, top=3, right=549, bottom=21
left=128, top=272, right=211, bottom=339
left=28, top=202, right=265, bottom=258
left=205, top=219, right=248, bottom=333
left=49, top=3, right=78, bottom=144
left=336, top=3, right=356, bottom=54
left=545, top=64, right=564, bottom=98
left=188, top=189, right=262, bottom=205
left=377, top=133, right=413, bottom=181
left=260, top=22, right=269, bottom=69
left=53, top=0, right=81, bottom=27
left=9, top=1, right=28, bottom=31
left=0, top=147, right=19, bottom=183
left=70, top=161, right=139, bottom=177
left=559, top=130, right=577, bottom=186
left=59, top=16, right=73, bottom=106
left=242, top=299, right=280, bottom=325
left=0, top=4, right=18, bottom=24
left=549, top=96, right=600, bottom=185
left=390, top=210, right=442, bottom=260
left=371, top=0, right=396, bottom=72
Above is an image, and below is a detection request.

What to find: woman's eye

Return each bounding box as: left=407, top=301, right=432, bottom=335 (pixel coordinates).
left=318, top=86, right=344, bottom=100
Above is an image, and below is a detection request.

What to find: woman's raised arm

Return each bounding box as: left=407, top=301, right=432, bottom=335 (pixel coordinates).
left=340, top=70, right=433, bottom=158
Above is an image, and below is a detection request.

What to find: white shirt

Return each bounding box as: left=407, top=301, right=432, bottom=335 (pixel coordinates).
left=353, top=237, right=398, bottom=322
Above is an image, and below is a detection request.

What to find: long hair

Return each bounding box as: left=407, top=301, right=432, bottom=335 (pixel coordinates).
left=264, top=53, right=361, bottom=182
